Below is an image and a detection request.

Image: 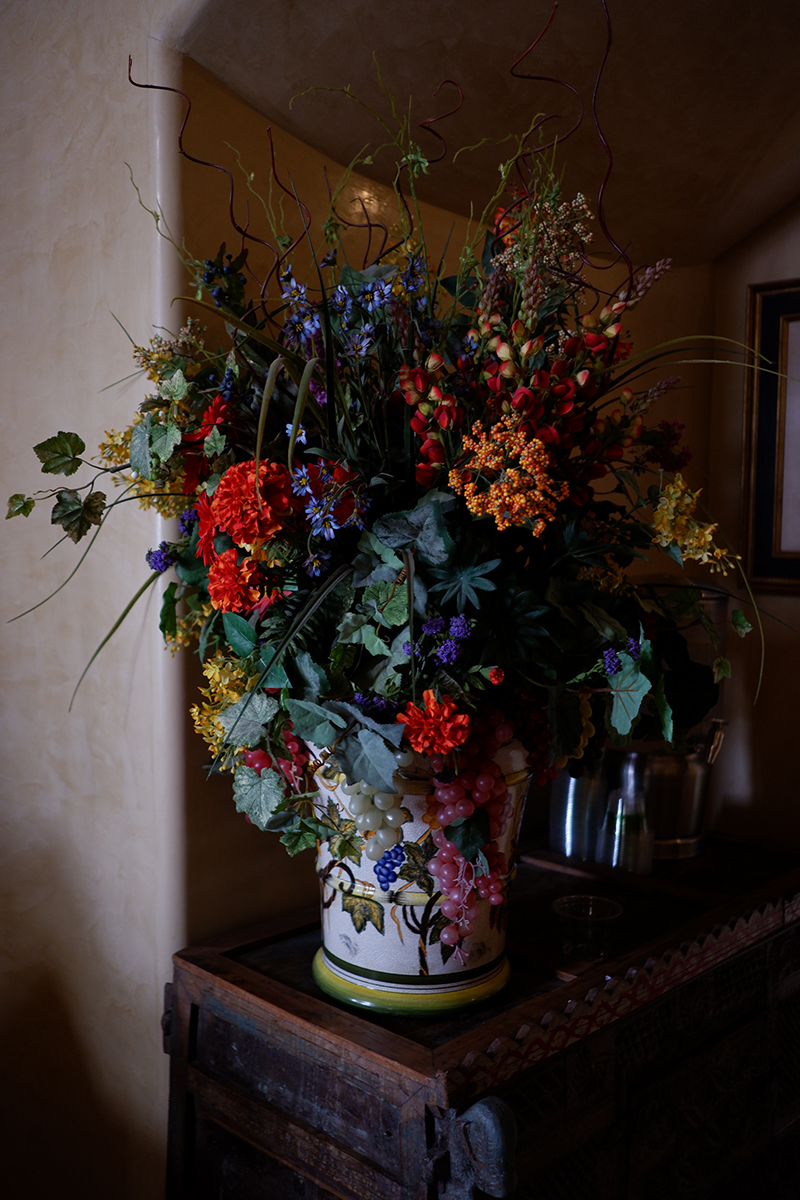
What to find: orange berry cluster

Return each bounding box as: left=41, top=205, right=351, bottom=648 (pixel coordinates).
left=449, top=415, right=569, bottom=532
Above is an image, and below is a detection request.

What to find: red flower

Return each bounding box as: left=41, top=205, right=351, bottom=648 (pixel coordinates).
left=207, top=549, right=261, bottom=612
left=184, top=395, right=231, bottom=442
left=195, top=491, right=219, bottom=566
left=396, top=690, right=471, bottom=756
left=489, top=668, right=504, bottom=685
left=213, top=460, right=294, bottom=545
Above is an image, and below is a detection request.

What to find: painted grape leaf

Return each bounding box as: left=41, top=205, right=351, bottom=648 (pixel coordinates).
left=6, top=494, right=35, bottom=519
left=428, top=910, right=457, bottom=964
left=50, top=489, right=106, bottom=543
left=608, top=652, right=652, bottom=736
left=232, top=764, right=286, bottom=830
left=218, top=692, right=279, bottom=748
left=33, top=431, right=85, bottom=476
left=398, top=835, right=437, bottom=896
left=342, top=893, right=385, bottom=935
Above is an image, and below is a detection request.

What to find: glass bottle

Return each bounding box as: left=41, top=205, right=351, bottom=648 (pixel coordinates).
left=595, top=752, right=654, bottom=874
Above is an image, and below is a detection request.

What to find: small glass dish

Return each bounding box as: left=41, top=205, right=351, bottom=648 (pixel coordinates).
left=552, top=894, right=623, bottom=961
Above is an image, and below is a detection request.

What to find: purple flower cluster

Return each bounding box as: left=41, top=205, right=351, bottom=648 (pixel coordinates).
left=434, top=639, right=461, bottom=666
left=603, top=648, right=623, bottom=676
left=145, top=542, right=175, bottom=574
left=449, top=615, right=472, bottom=640
left=179, top=508, right=198, bottom=536
left=353, top=692, right=399, bottom=719
left=627, top=637, right=641, bottom=661
left=422, top=615, right=446, bottom=636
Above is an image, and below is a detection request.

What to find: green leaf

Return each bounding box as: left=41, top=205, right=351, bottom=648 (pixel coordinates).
left=336, top=612, right=391, bottom=658
left=222, top=611, right=258, bottom=657
left=328, top=701, right=404, bottom=747
left=218, top=692, right=279, bottom=748
left=429, top=556, right=501, bottom=610
left=445, top=808, right=491, bottom=863
left=714, top=656, right=732, bottom=683
left=608, top=652, right=653, bottom=736
left=333, top=728, right=399, bottom=792
left=203, top=426, right=227, bottom=458
left=732, top=609, right=752, bottom=638
left=6, top=494, right=35, bottom=519
left=653, top=674, right=674, bottom=743
left=373, top=495, right=456, bottom=567
left=50, top=489, right=106, bottom=543
left=579, top=601, right=628, bottom=643
left=233, top=764, right=286, bottom=830
left=259, top=649, right=291, bottom=689
left=130, top=420, right=153, bottom=480
left=159, top=580, right=179, bottom=639
left=342, top=892, right=385, bottom=935
left=150, top=420, right=182, bottom=464
left=33, top=431, right=85, bottom=476
left=285, top=698, right=347, bottom=746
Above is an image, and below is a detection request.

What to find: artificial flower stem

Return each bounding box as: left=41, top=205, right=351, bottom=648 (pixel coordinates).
left=287, top=357, right=320, bottom=470
left=254, top=357, right=284, bottom=511
left=68, top=571, right=161, bottom=710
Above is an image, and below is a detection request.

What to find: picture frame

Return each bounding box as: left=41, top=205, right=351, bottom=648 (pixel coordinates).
left=742, top=279, right=800, bottom=591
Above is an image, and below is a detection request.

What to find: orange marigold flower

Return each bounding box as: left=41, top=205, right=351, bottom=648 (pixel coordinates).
left=396, top=690, right=471, bottom=756
left=207, top=549, right=261, bottom=613
left=489, top=667, right=504, bottom=685
left=213, top=460, right=294, bottom=545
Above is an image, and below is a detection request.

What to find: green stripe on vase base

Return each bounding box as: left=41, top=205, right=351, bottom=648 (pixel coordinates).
left=312, top=948, right=511, bottom=1015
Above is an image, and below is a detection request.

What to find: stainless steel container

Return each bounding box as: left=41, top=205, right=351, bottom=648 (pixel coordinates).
left=549, top=766, right=606, bottom=859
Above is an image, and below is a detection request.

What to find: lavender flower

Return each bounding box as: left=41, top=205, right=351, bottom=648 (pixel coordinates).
left=603, top=648, right=623, bottom=676
left=449, top=614, right=472, bottom=640
left=179, top=508, right=198, bottom=536
left=292, top=466, right=312, bottom=496
left=627, top=637, right=641, bottom=661
left=402, top=641, right=422, bottom=659
left=286, top=423, right=307, bottom=445
left=145, top=542, right=175, bottom=573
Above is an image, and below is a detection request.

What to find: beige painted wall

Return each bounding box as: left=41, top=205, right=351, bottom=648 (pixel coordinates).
left=706, top=198, right=800, bottom=846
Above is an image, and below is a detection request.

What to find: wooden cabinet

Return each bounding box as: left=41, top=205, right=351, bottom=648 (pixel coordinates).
left=165, top=840, right=800, bottom=1198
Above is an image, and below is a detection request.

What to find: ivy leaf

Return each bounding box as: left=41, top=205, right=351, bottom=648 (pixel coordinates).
left=280, top=822, right=319, bottom=855
left=373, top=494, right=456, bottom=566
left=608, top=652, right=653, bottom=736
left=233, top=764, right=286, bottom=830
left=159, top=580, right=179, bottom=639
left=363, top=580, right=409, bottom=627
left=332, top=728, right=398, bottom=792
left=398, top=835, right=437, bottom=896
left=33, top=431, right=85, bottom=476
left=714, top=656, right=732, bottom=683
left=285, top=698, right=347, bottom=747
left=130, top=419, right=153, bottom=480
left=222, top=611, right=258, bottom=657
left=429, top=557, right=501, bottom=611
left=328, top=700, right=404, bottom=747
left=203, top=426, right=227, bottom=458
left=50, top=489, right=106, bottom=543
left=158, top=367, right=190, bottom=405
left=218, top=692, right=279, bottom=748
left=445, top=808, right=491, bottom=863
left=6, top=494, right=35, bottom=519
left=336, top=612, right=391, bottom=658
left=342, top=893, right=385, bottom=935
left=150, top=420, right=182, bottom=464
left=295, top=649, right=330, bottom=700
left=732, top=609, right=752, bottom=637
left=653, top=674, right=674, bottom=744
left=259, top=649, right=291, bottom=689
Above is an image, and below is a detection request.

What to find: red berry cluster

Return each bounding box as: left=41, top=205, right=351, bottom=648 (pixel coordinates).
left=426, top=707, right=516, bottom=948
left=243, top=722, right=309, bottom=793
left=399, top=353, right=464, bottom=487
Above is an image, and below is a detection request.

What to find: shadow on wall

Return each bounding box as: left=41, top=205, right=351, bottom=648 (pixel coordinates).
left=0, top=854, right=162, bottom=1199
left=181, top=653, right=320, bottom=945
